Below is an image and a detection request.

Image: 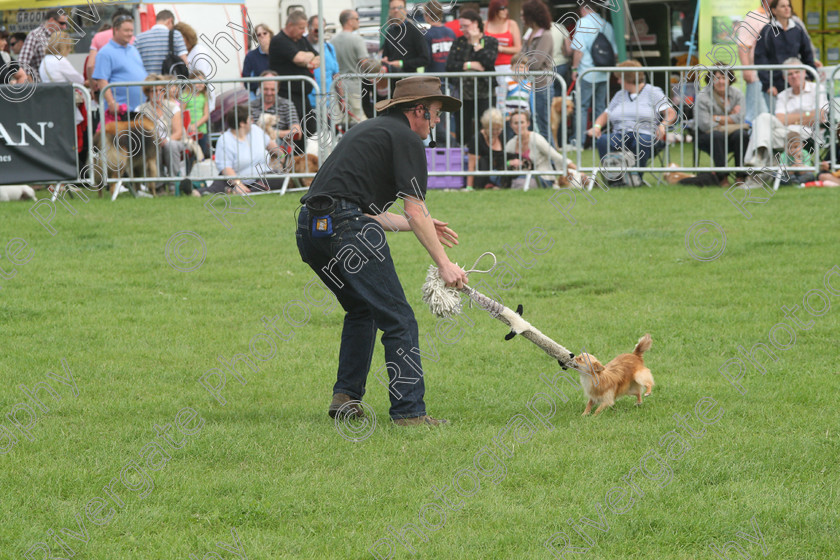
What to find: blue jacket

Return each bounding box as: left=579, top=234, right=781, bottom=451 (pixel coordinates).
left=308, top=42, right=339, bottom=107
left=754, top=21, right=815, bottom=94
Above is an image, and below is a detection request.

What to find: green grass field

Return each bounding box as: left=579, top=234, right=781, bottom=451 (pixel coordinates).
left=1, top=183, right=838, bottom=559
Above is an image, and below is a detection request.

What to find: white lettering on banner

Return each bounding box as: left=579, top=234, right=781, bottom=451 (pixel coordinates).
left=0, top=122, right=52, bottom=147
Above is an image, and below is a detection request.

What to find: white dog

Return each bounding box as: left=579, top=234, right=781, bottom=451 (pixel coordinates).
left=0, top=185, right=36, bottom=202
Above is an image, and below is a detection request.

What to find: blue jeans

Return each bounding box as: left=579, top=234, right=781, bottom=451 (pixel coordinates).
left=744, top=80, right=768, bottom=125
left=554, top=63, right=571, bottom=98
left=296, top=200, right=427, bottom=419
left=573, top=79, right=609, bottom=143
left=596, top=131, right=663, bottom=170
left=533, top=86, right=553, bottom=146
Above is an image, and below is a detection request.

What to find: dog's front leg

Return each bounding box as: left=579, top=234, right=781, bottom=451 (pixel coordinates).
left=582, top=399, right=594, bottom=416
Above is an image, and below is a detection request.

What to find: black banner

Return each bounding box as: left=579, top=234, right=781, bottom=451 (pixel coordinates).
left=0, top=82, right=77, bottom=185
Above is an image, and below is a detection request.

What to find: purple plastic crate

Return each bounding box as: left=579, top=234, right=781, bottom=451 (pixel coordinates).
left=426, top=148, right=466, bottom=189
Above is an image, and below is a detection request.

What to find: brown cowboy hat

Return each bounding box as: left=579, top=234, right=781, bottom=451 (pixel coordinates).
left=374, top=76, right=461, bottom=113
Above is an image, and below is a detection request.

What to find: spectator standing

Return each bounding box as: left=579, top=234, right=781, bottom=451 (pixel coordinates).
left=19, top=9, right=68, bottom=81
left=551, top=21, right=572, bottom=97
left=92, top=14, right=148, bottom=113
left=445, top=9, right=498, bottom=143
left=484, top=0, right=521, bottom=109
left=183, top=69, right=211, bottom=159
left=86, top=8, right=133, bottom=79
left=249, top=70, right=301, bottom=141
left=380, top=0, right=430, bottom=73
left=570, top=4, right=617, bottom=145
left=754, top=0, right=816, bottom=112
left=9, top=32, right=27, bottom=61
left=306, top=15, right=340, bottom=109
left=242, top=23, right=273, bottom=95
left=39, top=31, right=85, bottom=124
left=331, top=9, right=369, bottom=124
left=423, top=2, right=456, bottom=74
left=521, top=0, right=555, bottom=145
left=269, top=11, right=319, bottom=152
left=134, top=10, right=188, bottom=74
left=174, top=22, right=217, bottom=111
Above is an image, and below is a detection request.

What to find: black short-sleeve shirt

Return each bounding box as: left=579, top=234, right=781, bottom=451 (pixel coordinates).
left=268, top=31, right=317, bottom=96
left=301, top=112, right=428, bottom=214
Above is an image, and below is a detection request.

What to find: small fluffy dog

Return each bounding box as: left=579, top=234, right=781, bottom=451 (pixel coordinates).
left=574, top=334, right=655, bottom=416
left=98, top=117, right=159, bottom=197
left=550, top=96, right=574, bottom=146
left=0, top=185, right=36, bottom=202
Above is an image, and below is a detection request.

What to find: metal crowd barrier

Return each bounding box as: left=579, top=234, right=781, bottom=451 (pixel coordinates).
left=575, top=64, right=828, bottom=188
left=97, top=76, right=319, bottom=199
left=49, top=83, right=95, bottom=201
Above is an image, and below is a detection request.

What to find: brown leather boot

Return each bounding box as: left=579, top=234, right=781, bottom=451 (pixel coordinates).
left=328, top=393, right=365, bottom=419
left=393, top=415, right=449, bottom=427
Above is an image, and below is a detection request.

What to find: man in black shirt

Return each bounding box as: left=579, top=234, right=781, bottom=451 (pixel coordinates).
left=297, top=76, right=467, bottom=427
left=380, top=0, right=430, bottom=73
left=269, top=10, right=318, bottom=152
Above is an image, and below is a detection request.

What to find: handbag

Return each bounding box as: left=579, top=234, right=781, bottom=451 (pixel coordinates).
left=162, top=29, right=190, bottom=78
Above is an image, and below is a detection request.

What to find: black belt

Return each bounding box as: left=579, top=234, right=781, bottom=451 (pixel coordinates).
left=335, top=198, right=362, bottom=212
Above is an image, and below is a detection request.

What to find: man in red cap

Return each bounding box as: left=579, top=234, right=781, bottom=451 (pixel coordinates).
left=297, top=76, right=468, bottom=427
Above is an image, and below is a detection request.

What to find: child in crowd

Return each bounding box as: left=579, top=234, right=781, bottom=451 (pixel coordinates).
left=183, top=70, right=210, bottom=158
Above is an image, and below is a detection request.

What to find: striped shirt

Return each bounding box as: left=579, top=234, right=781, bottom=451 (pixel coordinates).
left=606, top=84, right=669, bottom=136
left=18, top=23, right=53, bottom=80
left=249, top=95, right=299, bottom=132
left=134, top=24, right=187, bottom=74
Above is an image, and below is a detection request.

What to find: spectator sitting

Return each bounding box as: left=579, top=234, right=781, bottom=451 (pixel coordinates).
left=587, top=60, right=677, bottom=186
left=694, top=65, right=750, bottom=186
left=743, top=59, right=827, bottom=187
left=86, top=8, right=133, bottom=81
left=506, top=109, right=586, bottom=188
left=249, top=70, right=301, bottom=142
left=380, top=0, right=430, bottom=73
left=466, top=108, right=516, bottom=190
left=754, top=0, right=816, bottom=111
left=331, top=9, right=370, bottom=124
left=92, top=13, right=148, bottom=114
left=39, top=31, right=85, bottom=125
left=134, top=10, right=188, bottom=74
left=243, top=23, right=273, bottom=95
left=18, top=9, right=67, bottom=81
left=445, top=9, right=498, bottom=143
left=136, top=74, right=186, bottom=180
left=200, top=105, right=285, bottom=195
left=306, top=15, right=339, bottom=110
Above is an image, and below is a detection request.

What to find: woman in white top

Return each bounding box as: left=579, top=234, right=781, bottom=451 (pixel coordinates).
left=39, top=31, right=86, bottom=124
left=175, top=22, right=217, bottom=112
left=200, top=104, right=285, bottom=195
left=506, top=109, right=585, bottom=188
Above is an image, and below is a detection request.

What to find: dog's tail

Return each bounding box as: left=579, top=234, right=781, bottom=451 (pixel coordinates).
left=633, top=333, right=652, bottom=357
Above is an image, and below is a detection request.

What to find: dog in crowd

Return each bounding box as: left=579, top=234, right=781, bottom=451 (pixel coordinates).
left=97, top=117, right=160, bottom=197
left=256, top=114, right=319, bottom=186
left=551, top=96, right=574, bottom=147
left=574, top=333, right=655, bottom=416
left=0, top=185, right=36, bottom=202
